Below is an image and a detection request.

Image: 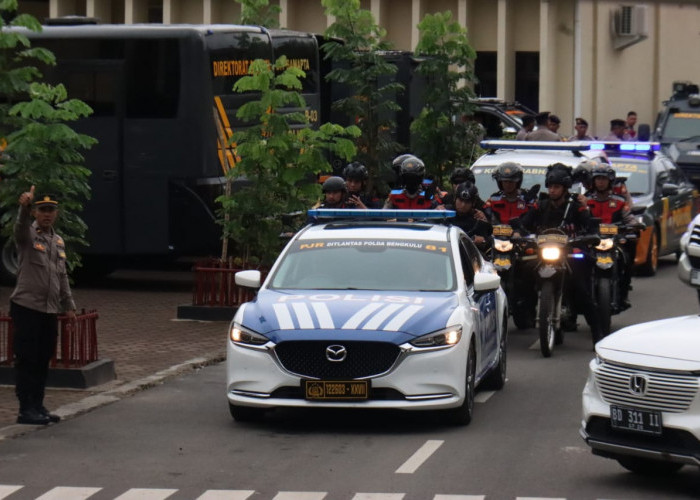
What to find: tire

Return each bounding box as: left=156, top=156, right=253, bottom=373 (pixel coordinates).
left=482, top=315, right=508, bottom=390
left=444, top=341, right=476, bottom=425
left=616, top=456, right=683, bottom=475
left=596, top=276, right=612, bottom=336
left=0, top=239, right=18, bottom=285
left=538, top=281, right=558, bottom=358
left=228, top=403, right=264, bottom=423
left=637, top=227, right=659, bottom=276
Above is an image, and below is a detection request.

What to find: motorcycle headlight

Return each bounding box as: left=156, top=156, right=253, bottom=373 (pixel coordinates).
left=541, top=246, right=561, bottom=261
left=410, top=326, right=463, bottom=348
left=494, top=239, right=514, bottom=252
left=230, top=323, right=269, bottom=346
left=595, top=238, right=614, bottom=251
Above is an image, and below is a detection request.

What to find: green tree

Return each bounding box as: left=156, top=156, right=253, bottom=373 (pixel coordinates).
left=236, top=0, right=281, bottom=28
left=217, top=56, right=359, bottom=266
left=0, top=1, right=95, bottom=276
left=410, top=11, right=478, bottom=186
left=321, top=0, right=404, bottom=196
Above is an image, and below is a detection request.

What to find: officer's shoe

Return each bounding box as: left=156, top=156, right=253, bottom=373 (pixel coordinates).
left=40, top=406, right=61, bottom=423
left=16, top=408, right=51, bottom=425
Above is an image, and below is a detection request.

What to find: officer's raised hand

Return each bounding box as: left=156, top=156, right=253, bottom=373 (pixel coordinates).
left=19, top=185, right=35, bottom=208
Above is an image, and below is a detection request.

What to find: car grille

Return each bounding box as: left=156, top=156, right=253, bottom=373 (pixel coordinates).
left=274, top=341, right=401, bottom=379
left=595, top=363, right=699, bottom=413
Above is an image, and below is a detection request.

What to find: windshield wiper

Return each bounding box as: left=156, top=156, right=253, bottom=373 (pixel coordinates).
left=678, top=135, right=700, bottom=142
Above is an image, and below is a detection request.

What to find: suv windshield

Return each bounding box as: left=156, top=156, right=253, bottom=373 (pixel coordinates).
left=270, top=239, right=456, bottom=291
left=660, top=112, right=700, bottom=141
left=608, top=159, right=651, bottom=196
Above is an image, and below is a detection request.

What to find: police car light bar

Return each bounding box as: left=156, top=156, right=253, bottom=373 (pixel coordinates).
left=480, top=140, right=592, bottom=152
left=308, top=209, right=457, bottom=220
left=588, top=142, right=661, bottom=153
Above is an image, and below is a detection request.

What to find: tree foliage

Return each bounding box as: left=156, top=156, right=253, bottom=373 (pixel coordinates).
left=217, top=56, right=359, bottom=266
left=410, top=11, right=479, bottom=185
left=0, top=0, right=95, bottom=273
left=236, top=0, right=281, bottom=28
left=321, top=0, right=404, bottom=196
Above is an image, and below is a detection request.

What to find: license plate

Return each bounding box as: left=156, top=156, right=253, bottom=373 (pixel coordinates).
left=691, top=269, right=700, bottom=286
left=610, top=405, right=662, bottom=435
left=304, top=380, right=369, bottom=400
left=494, top=257, right=511, bottom=267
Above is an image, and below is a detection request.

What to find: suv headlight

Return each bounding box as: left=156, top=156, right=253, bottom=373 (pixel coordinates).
left=596, top=238, right=614, bottom=251
left=541, top=246, right=561, bottom=261
left=410, top=326, right=463, bottom=348
left=494, top=239, right=513, bottom=252
left=230, top=323, right=269, bottom=346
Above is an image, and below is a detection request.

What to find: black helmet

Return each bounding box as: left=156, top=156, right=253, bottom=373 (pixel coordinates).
left=400, top=157, right=425, bottom=194
left=392, top=154, right=419, bottom=169
left=343, top=161, right=369, bottom=181
left=573, top=159, right=597, bottom=187
left=322, top=176, right=347, bottom=193
left=492, top=161, right=523, bottom=189
left=545, top=163, right=573, bottom=189
left=591, top=163, right=616, bottom=183
left=450, top=167, right=475, bottom=185
left=455, top=182, right=478, bottom=202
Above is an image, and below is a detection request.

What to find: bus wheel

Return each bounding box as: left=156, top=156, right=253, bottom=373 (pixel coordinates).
left=0, top=239, right=18, bottom=285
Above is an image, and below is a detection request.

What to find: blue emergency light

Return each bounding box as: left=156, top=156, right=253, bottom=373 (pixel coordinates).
left=589, top=142, right=661, bottom=153
left=308, top=209, right=456, bottom=220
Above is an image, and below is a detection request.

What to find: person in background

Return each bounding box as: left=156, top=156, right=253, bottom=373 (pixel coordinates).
left=526, top=111, right=562, bottom=141
left=484, top=162, right=537, bottom=224
left=342, top=161, right=379, bottom=209
left=516, top=115, right=535, bottom=140
left=601, top=119, right=631, bottom=141
left=625, top=111, right=638, bottom=139
left=449, top=182, right=493, bottom=256
left=11, top=187, right=76, bottom=425
left=384, top=157, right=438, bottom=209
left=569, top=117, right=595, bottom=141
left=317, top=176, right=349, bottom=208
left=547, top=114, right=563, bottom=139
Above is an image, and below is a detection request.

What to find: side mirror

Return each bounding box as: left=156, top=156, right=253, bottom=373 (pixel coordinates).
left=235, top=270, right=261, bottom=289
left=637, top=124, right=651, bottom=141
left=661, top=183, right=679, bottom=197
left=474, top=271, right=501, bottom=293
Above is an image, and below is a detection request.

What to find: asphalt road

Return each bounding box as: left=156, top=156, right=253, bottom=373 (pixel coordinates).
left=0, top=257, right=698, bottom=500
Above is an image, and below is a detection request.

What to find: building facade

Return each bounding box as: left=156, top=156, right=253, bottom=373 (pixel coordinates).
left=17, top=0, right=700, bottom=139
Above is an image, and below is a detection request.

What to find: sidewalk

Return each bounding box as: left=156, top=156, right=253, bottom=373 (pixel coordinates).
left=0, top=268, right=228, bottom=437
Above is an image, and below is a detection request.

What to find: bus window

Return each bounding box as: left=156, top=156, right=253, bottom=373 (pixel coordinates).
left=125, top=39, right=180, bottom=118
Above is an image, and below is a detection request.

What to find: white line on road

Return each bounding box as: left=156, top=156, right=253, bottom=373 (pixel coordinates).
left=395, top=439, right=444, bottom=474
left=197, top=491, right=256, bottom=500
left=0, top=486, right=22, bottom=500
left=529, top=339, right=540, bottom=350
left=273, top=493, right=327, bottom=500
left=352, top=495, right=405, bottom=500
left=434, top=496, right=485, bottom=500
left=114, top=489, right=178, bottom=500
left=36, top=487, right=102, bottom=500
left=474, top=391, right=495, bottom=403
left=516, top=497, right=567, bottom=500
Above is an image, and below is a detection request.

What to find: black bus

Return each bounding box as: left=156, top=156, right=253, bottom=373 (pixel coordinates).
left=4, top=24, right=324, bottom=276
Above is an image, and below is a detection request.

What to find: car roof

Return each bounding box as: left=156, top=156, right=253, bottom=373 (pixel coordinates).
left=472, top=148, right=603, bottom=168
left=298, top=220, right=453, bottom=243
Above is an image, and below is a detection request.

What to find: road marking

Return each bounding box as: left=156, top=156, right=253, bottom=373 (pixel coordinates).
left=273, top=493, right=327, bottom=500
left=434, top=496, right=485, bottom=500
left=352, top=495, right=405, bottom=500
left=197, top=491, right=255, bottom=499
left=0, top=486, right=22, bottom=499
left=36, top=487, right=102, bottom=500
left=529, top=339, right=540, bottom=350
left=516, top=497, right=566, bottom=500
left=114, top=489, right=177, bottom=499
left=475, top=391, right=495, bottom=403
left=395, top=439, right=444, bottom=474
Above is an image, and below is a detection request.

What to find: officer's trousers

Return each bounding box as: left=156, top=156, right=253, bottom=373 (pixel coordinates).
left=10, top=301, right=58, bottom=411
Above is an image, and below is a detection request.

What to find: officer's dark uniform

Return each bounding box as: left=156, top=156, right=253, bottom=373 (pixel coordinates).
left=11, top=194, right=76, bottom=425
left=484, top=190, right=536, bottom=224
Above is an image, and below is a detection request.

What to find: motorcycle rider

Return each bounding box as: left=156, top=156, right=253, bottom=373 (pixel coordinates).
left=342, top=161, right=379, bottom=209
left=484, top=162, right=538, bottom=224
left=449, top=182, right=493, bottom=256
left=514, top=163, right=604, bottom=344
left=384, top=157, right=440, bottom=209
left=442, top=167, right=488, bottom=219
left=317, top=176, right=349, bottom=208
left=586, top=163, right=638, bottom=308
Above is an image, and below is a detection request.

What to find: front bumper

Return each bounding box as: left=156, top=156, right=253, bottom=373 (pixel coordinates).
left=581, top=359, right=700, bottom=466
left=226, top=335, right=469, bottom=411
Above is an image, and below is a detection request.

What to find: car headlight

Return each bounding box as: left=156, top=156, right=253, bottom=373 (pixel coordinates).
left=410, top=326, right=463, bottom=348
left=594, top=353, right=605, bottom=365
left=230, top=323, right=269, bottom=346
left=541, top=246, right=561, bottom=261
left=494, top=239, right=514, bottom=252
left=595, top=238, right=614, bottom=251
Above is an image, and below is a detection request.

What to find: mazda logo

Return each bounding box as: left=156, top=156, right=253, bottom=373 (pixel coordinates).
left=629, top=374, right=648, bottom=396
left=326, top=345, right=347, bottom=362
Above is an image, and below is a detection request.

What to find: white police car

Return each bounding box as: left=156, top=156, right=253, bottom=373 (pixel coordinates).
left=580, top=216, right=700, bottom=474
left=226, top=209, right=508, bottom=425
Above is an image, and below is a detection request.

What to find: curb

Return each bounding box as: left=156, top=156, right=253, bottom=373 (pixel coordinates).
left=0, top=353, right=225, bottom=441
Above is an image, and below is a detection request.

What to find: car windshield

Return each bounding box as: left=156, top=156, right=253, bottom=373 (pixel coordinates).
left=269, top=238, right=456, bottom=291
left=471, top=164, right=548, bottom=199
left=608, top=159, right=651, bottom=196
left=661, top=112, right=700, bottom=141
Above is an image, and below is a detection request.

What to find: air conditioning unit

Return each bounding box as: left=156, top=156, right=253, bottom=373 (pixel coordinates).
left=613, top=5, right=648, bottom=37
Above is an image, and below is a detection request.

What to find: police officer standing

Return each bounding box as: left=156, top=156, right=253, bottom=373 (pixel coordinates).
left=11, top=186, right=76, bottom=425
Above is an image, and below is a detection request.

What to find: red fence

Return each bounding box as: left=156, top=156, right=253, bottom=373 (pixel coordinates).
left=0, top=309, right=99, bottom=368
left=192, top=258, right=265, bottom=307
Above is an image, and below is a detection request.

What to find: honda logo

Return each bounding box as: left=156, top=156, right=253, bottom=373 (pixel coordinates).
left=629, top=374, right=648, bottom=396
left=326, top=345, right=347, bottom=362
